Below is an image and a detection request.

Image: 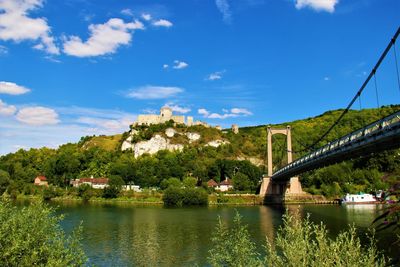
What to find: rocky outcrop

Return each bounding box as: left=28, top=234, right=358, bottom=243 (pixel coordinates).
left=122, top=134, right=184, bottom=158
left=121, top=128, right=229, bottom=157
left=236, top=156, right=264, bottom=166
left=186, top=132, right=200, bottom=143
left=165, top=128, right=176, bottom=138
left=206, top=139, right=229, bottom=147
left=121, top=136, right=133, bottom=151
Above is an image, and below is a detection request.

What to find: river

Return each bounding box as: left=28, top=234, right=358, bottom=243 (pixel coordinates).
left=54, top=203, right=397, bottom=266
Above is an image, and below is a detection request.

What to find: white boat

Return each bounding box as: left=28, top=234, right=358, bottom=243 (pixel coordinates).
left=340, top=193, right=378, bottom=204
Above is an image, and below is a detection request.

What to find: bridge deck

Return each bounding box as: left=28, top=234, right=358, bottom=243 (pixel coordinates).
left=272, top=111, right=400, bottom=180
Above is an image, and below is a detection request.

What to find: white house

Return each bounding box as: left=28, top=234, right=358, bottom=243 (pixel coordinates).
left=216, top=178, right=233, bottom=192
left=71, top=177, right=109, bottom=189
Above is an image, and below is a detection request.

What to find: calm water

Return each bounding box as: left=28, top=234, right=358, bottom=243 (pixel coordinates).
left=53, top=203, right=397, bottom=266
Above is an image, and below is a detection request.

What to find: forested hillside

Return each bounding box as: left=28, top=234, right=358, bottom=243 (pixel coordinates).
left=0, top=105, right=399, bottom=197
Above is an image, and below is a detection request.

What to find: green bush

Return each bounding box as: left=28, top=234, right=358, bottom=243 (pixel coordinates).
left=102, top=186, right=120, bottom=199
left=162, top=186, right=208, bottom=207
left=182, top=188, right=208, bottom=206
left=77, top=184, right=92, bottom=201
left=0, top=200, right=87, bottom=266
left=42, top=186, right=62, bottom=201
left=208, top=211, right=387, bottom=267
left=208, top=212, right=260, bottom=266
left=162, top=186, right=184, bottom=206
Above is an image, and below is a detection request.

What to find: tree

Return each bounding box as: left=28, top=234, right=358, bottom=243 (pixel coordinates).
left=0, top=170, right=10, bottom=195
left=183, top=177, right=197, bottom=188
left=0, top=200, right=87, bottom=266
left=102, top=175, right=124, bottom=199
left=233, top=172, right=251, bottom=191
left=160, top=177, right=182, bottom=190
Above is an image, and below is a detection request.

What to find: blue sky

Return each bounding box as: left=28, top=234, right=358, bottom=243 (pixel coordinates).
left=0, top=0, right=399, bottom=154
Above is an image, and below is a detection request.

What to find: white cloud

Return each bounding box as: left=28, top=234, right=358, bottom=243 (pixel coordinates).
left=198, top=108, right=209, bottom=117
left=0, top=105, right=137, bottom=155
left=295, top=0, right=339, bottom=13
left=63, top=18, right=144, bottom=57
left=165, top=103, right=191, bottom=114
left=173, top=60, right=188, bottom=69
left=163, top=64, right=169, bottom=69
left=231, top=108, right=252, bottom=115
left=0, top=81, right=31, bottom=95
left=198, top=107, right=252, bottom=119
left=0, top=45, right=8, bottom=55
left=142, top=108, right=157, bottom=114
left=142, top=13, right=152, bottom=21
left=152, top=19, right=173, bottom=28
left=206, top=71, right=225, bottom=81
left=215, top=0, right=232, bottom=24
left=126, top=85, right=184, bottom=99
left=16, top=106, right=59, bottom=125
left=121, top=8, right=133, bottom=16
left=0, top=0, right=59, bottom=54
left=0, top=99, right=16, bottom=116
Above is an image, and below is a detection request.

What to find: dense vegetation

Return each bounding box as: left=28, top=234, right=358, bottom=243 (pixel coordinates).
left=0, top=200, right=87, bottom=266
left=0, top=106, right=399, bottom=198
left=208, top=212, right=388, bottom=267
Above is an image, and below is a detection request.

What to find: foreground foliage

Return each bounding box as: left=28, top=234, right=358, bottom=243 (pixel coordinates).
left=0, top=200, right=87, bottom=267
left=208, top=211, right=388, bottom=267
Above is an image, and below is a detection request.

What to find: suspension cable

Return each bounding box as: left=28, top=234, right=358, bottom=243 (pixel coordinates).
left=393, top=40, right=400, bottom=93
left=291, top=27, right=400, bottom=153
left=373, top=72, right=380, bottom=109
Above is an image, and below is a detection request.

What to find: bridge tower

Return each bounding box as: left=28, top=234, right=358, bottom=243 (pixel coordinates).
left=260, top=126, right=304, bottom=199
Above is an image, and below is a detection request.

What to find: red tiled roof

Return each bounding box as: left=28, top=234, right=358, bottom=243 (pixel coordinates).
left=207, top=179, right=218, bottom=187
left=36, top=176, right=47, bottom=181
left=219, top=178, right=232, bottom=186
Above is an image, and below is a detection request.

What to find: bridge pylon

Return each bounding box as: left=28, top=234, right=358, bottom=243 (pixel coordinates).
left=260, top=126, right=305, bottom=201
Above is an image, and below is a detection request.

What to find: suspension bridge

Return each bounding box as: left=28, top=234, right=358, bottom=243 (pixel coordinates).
left=260, top=26, right=400, bottom=199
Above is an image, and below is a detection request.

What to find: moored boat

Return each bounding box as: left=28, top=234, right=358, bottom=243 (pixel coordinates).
left=340, top=193, right=378, bottom=204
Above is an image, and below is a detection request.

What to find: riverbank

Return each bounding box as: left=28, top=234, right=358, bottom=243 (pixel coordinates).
left=14, top=192, right=336, bottom=206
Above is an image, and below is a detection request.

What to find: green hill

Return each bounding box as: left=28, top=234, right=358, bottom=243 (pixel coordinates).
left=0, top=105, right=399, bottom=197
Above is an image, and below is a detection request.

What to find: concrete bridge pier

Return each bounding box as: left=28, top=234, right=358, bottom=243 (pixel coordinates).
left=260, top=125, right=305, bottom=203
left=260, top=176, right=304, bottom=198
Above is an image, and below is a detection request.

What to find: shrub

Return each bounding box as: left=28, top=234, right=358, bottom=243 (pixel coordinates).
left=42, top=186, right=61, bottom=201
left=182, top=188, right=208, bottom=206
left=162, top=186, right=184, bottom=206
left=208, top=211, right=387, bottom=267
left=77, top=184, right=92, bottom=201
left=0, top=200, right=87, bottom=266
left=208, top=212, right=260, bottom=266
left=162, top=187, right=208, bottom=207
left=102, top=186, right=120, bottom=199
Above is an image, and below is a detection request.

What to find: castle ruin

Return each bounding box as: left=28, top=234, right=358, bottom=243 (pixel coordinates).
left=134, top=106, right=196, bottom=126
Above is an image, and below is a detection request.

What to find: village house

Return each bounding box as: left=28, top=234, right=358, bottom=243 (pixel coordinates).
left=34, top=175, right=48, bottom=186
left=207, top=179, right=218, bottom=188
left=70, top=177, right=109, bottom=189
left=207, top=178, right=234, bottom=191
left=216, top=178, right=233, bottom=192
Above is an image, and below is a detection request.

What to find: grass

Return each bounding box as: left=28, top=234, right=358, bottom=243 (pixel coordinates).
left=82, top=134, right=122, bottom=151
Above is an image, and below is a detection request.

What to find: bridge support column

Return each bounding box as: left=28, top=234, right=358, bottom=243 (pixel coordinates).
left=259, top=176, right=272, bottom=197
left=285, top=177, right=303, bottom=195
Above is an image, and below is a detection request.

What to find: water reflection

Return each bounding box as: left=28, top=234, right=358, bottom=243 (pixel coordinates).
left=52, top=203, right=396, bottom=266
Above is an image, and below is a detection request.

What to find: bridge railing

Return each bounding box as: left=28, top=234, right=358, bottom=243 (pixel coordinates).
left=273, top=110, right=400, bottom=178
